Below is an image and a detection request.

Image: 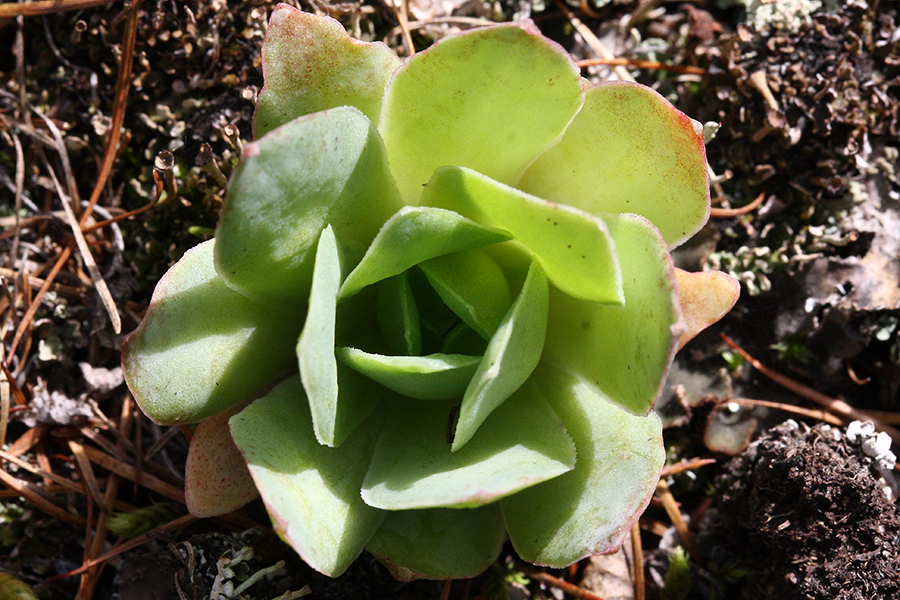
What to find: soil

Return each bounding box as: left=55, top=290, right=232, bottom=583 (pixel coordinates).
left=1, top=0, right=899, bottom=599
left=698, top=421, right=900, bottom=600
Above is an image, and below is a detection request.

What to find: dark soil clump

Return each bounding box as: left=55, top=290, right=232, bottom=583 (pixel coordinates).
left=699, top=421, right=900, bottom=599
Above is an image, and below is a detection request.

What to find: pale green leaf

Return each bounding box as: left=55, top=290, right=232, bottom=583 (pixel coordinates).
left=453, top=260, right=548, bottom=451
left=122, top=240, right=303, bottom=424
left=361, top=382, right=574, bottom=509
left=339, top=206, right=512, bottom=300
left=229, top=376, right=385, bottom=577
left=337, top=348, right=480, bottom=400
left=421, top=167, right=622, bottom=304
left=254, top=6, right=401, bottom=136
left=420, top=249, right=512, bottom=340
left=542, top=214, right=682, bottom=416
left=375, top=274, right=421, bottom=356
left=297, top=226, right=383, bottom=446
left=367, top=504, right=505, bottom=581
left=516, top=82, right=709, bottom=248
left=217, top=107, right=403, bottom=305
left=502, top=365, right=665, bottom=567
left=379, top=22, right=584, bottom=202
left=297, top=225, right=341, bottom=446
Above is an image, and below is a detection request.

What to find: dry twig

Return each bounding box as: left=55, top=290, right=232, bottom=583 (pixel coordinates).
left=514, top=560, right=607, bottom=600
left=721, top=334, right=900, bottom=445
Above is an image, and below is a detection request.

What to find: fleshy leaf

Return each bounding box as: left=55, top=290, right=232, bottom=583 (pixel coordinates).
left=229, top=376, right=385, bottom=577
left=542, top=214, right=682, bottom=416
left=337, top=348, right=480, bottom=400
left=254, top=6, right=401, bottom=136
left=453, top=260, right=549, bottom=451
left=122, top=240, right=302, bottom=424
left=366, top=505, right=505, bottom=581
left=516, top=81, right=710, bottom=248
left=376, top=274, right=421, bottom=356
left=217, top=106, right=403, bottom=305
left=441, top=321, right=487, bottom=356
left=421, top=167, right=622, bottom=304
left=675, top=269, right=740, bottom=350
left=339, top=206, right=512, bottom=300
left=361, top=383, right=574, bottom=509
left=185, top=402, right=259, bottom=517
left=419, top=249, right=513, bottom=340
left=297, top=225, right=381, bottom=447
left=379, top=21, right=584, bottom=202
left=502, top=366, right=665, bottom=567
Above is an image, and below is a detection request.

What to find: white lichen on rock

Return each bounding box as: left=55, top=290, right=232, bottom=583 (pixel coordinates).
left=736, top=0, right=843, bottom=32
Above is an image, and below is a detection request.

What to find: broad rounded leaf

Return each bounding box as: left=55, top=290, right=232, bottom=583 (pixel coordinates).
left=379, top=21, right=584, bottom=202
left=367, top=505, right=505, bottom=581
left=517, top=81, right=709, bottom=248
left=675, top=268, right=740, bottom=350
left=337, top=348, right=481, bottom=400
left=229, top=376, right=385, bottom=577
left=453, top=260, right=548, bottom=451
left=421, top=167, right=623, bottom=304
left=339, top=206, right=512, bottom=300
left=185, top=403, right=258, bottom=518
left=218, top=106, right=403, bottom=305
left=122, top=240, right=302, bottom=424
left=542, top=214, right=682, bottom=416
left=502, top=366, right=665, bottom=567
left=361, top=384, right=575, bottom=510
left=254, top=5, right=401, bottom=136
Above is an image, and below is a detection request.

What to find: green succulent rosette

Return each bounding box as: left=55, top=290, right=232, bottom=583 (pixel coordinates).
left=122, top=4, right=739, bottom=580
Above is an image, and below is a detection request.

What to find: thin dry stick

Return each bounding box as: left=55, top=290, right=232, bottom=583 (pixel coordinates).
left=655, top=479, right=700, bottom=559
left=0, top=0, right=117, bottom=18
left=5, top=423, right=43, bottom=457
left=68, top=440, right=110, bottom=513
left=553, top=0, right=634, bottom=82
left=721, top=333, right=900, bottom=445
left=631, top=521, right=645, bottom=600
left=385, top=0, right=414, bottom=55
left=514, top=560, right=607, bottom=600
left=725, top=398, right=843, bottom=425
left=858, top=408, right=900, bottom=426
left=0, top=467, right=86, bottom=526
left=709, top=190, right=766, bottom=218
left=5, top=0, right=141, bottom=364
left=0, top=267, right=84, bottom=298
left=0, top=448, right=84, bottom=493
left=78, top=396, right=133, bottom=600
left=386, top=15, right=494, bottom=40
left=0, top=115, right=25, bottom=268
left=576, top=57, right=705, bottom=76
left=659, top=457, right=717, bottom=478
left=5, top=245, right=74, bottom=366
left=641, top=517, right=669, bottom=538
left=80, top=0, right=143, bottom=227
left=48, top=513, right=197, bottom=581
left=37, top=113, right=121, bottom=333
left=80, top=444, right=186, bottom=504
left=76, top=499, right=96, bottom=600
left=0, top=347, right=8, bottom=449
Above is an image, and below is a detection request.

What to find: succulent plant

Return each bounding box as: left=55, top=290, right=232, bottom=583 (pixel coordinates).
left=122, top=4, right=739, bottom=581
